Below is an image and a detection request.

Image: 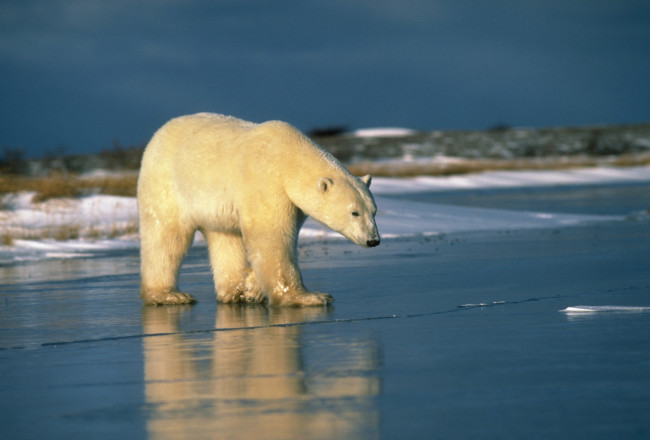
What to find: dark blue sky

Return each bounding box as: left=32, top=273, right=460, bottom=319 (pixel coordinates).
left=2, top=0, right=650, bottom=158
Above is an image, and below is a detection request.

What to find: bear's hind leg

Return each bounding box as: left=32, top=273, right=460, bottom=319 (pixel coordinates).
left=204, top=230, right=263, bottom=303
left=140, top=220, right=196, bottom=305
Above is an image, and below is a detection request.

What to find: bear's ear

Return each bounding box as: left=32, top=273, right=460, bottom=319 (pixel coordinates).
left=361, top=175, right=372, bottom=188
left=319, top=177, right=334, bottom=193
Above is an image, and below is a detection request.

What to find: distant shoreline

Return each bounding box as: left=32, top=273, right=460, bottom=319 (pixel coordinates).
left=2, top=121, right=649, bottom=177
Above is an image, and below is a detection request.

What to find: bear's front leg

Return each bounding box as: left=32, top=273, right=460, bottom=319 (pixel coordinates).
left=243, top=225, right=333, bottom=307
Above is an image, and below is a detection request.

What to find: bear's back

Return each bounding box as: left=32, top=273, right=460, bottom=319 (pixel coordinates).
left=164, top=113, right=257, bottom=148
left=146, top=112, right=348, bottom=188
left=187, top=113, right=258, bottom=132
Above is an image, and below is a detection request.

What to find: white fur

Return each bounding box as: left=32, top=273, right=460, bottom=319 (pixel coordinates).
left=137, top=113, right=380, bottom=306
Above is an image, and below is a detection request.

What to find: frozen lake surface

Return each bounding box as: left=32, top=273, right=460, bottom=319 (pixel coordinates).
left=1, top=171, right=650, bottom=439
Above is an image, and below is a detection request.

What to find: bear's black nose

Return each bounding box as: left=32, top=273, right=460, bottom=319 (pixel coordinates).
left=367, top=239, right=380, bottom=247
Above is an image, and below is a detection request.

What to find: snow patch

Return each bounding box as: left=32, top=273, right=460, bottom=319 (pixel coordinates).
left=353, top=127, right=416, bottom=138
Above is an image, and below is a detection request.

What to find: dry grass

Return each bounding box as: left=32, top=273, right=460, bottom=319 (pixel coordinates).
left=1, top=233, right=13, bottom=246
left=347, top=153, right=650, bottom=178
left=0, top=172, right=138, bottom=202
left=0, top=222, right=139, bottom=244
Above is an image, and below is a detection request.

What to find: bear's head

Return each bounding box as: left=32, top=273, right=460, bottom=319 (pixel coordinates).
left=301, top=174, right=380, bottom=248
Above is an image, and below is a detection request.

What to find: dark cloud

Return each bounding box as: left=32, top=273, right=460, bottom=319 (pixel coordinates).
left=2, top=0, right=649, bottom=157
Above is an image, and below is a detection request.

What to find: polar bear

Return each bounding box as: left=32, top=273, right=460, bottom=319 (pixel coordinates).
left=137, top=113, right=380, bottom=306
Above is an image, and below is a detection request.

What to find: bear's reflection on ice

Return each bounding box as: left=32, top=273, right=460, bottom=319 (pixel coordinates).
left=142, top=305, right=381, bottom=439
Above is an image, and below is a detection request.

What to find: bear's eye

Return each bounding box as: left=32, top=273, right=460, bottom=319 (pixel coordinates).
left=351, top=211, right=360, bottom=217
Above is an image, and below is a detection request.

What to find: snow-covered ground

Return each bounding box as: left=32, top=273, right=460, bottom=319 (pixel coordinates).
left=1, top=166, right=649, bottom=264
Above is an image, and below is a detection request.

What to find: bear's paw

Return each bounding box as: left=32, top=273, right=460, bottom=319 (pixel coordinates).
left=274, top=291, right=333, bottom=307
left=143, top=290, right=197, bottom=306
